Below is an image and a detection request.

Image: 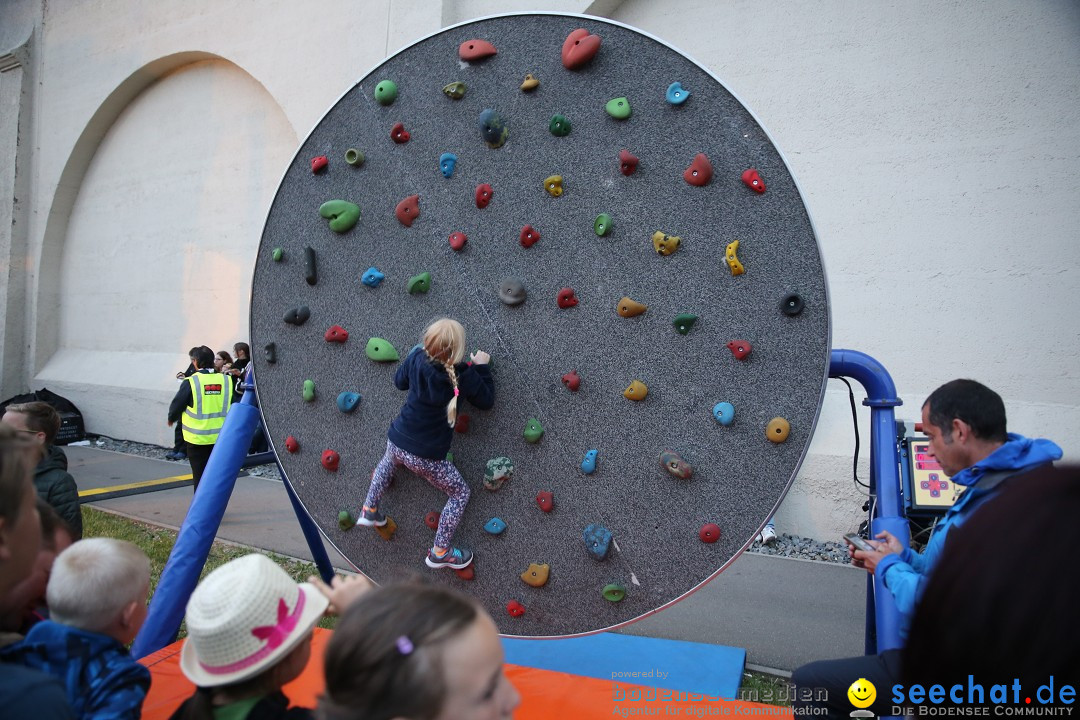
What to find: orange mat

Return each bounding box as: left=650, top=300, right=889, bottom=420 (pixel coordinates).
left=139, top=629, right=792, bottom=719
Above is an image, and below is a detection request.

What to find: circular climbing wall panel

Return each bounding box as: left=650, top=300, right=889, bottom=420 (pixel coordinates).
left=251, top=13, right=830, bottom=637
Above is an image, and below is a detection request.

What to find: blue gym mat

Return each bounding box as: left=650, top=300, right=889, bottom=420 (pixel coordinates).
left=502, top=633, right=746, bottom=698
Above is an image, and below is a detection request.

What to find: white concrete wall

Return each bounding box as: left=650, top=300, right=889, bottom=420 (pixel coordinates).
left=3, top=0, right=1078, bottom=538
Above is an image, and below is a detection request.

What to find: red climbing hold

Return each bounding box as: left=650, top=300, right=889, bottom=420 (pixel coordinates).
left=727, top=340, right=752, bottom=360
left=285, top=436, right=299, bottom=453
left=506, top=600, right=525, bottom=617
left=324, top=325, right=348, bottom=343
left=390, top=122, right=410, bottom=144
left=395, top=194, right=420, bottom=227
left=536, top=491, right=554, bottom=512
left=700, top=523, right=721, bottom=543
left=742, top=168, right=766, bottom=193
left=562, top=28, right=602, bottom=70
left=475, top=183, right=493, bottom=209
left=619, top=149, right=639, bottom=176
left=449, top=231, right=467, bottom=251
left=454, top=414, right=470, bottom=434
left=557, top=287, right=578, bottom=309
left=459, top=39, right=497, bottom=61
left=561, top=370, right=581, bottom=392
left=311, top=156, right=328, bottom=174
left=519, top=225, right=540, bottom=248
left=683, top=153, right=713, bottom=186
left=321, top=449, right=340, bottom=472
left=424, top=511, right=441, bottom=530
left=455, top=566, right=475, bottom=581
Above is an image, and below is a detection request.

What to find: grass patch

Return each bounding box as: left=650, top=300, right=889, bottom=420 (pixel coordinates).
left=738, top=670, right=792, bottom=707
left=83, top=507, right=338, bottom=635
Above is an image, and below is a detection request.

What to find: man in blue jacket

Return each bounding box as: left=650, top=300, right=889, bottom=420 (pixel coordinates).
left=792, top=379, right=1062, bottom=718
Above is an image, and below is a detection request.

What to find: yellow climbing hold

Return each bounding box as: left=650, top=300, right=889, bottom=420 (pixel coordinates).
left=544, top=175, right=564, bottom=197
left=617, top=297, right=647, bottom=318
left=766, top=417, right=791, bottom=443
left=652, top=231, right=681, bottom=256
left=623, top=380, right=648, bottom=401
left=520, top=562, right=550, bottom=587
left=726, top=239, right=745, bottom=276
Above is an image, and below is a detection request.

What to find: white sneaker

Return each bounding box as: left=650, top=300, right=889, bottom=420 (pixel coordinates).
left=760, top=525, right=777, bottom=546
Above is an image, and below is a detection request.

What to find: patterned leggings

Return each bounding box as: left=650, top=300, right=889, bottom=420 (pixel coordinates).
left=363, top=439, right=471, bottom=549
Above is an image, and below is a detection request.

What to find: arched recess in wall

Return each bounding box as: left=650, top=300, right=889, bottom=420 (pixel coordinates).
left=34, top=52, right=296, bottom=373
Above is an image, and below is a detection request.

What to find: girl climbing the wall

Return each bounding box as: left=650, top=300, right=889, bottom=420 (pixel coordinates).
left=357, top=318, right=493, bottom=570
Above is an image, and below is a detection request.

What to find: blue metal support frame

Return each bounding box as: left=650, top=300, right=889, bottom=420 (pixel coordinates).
left=132, top=367, right=335, bottom=658
left=828, top=349, right=906, bottom=653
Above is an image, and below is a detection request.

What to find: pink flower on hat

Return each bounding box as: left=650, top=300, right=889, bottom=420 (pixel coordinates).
left=251, top=597, right=301, bottom=650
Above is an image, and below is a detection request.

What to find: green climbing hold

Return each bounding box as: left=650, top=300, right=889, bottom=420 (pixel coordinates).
left=272, top=248, right=283, bottom=262
left=338, top=510, right=356, bottom=531
left=374, top=80, right=398, bottom=105
left=345, top=148, right=364, bottom=167
left=603, top=583, right=626, bottom=602
left=594, top=213, right=612, bottom=237
left=407, top=272, right=431, bottom=294
left=302, top=379, right=315, bottom=402
left=443, top=81, right=466, bottom=100
left=523, top=418, right=545, bottom=443
left=446, top=452, right=454, bottom=464
left=319, top=200, right=361, bottom=233
left=549, top=114, right=571, bottom=137
left=484, top=456, right=514, bottom=491
left=605, top=97, right=632, bottom=120
left=674, top=313, right=698, bottom=335
left=365, top=338, right=400, bottom=362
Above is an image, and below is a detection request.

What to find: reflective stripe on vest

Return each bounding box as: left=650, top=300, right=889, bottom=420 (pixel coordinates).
left=182, top=372, right=232, bottom=445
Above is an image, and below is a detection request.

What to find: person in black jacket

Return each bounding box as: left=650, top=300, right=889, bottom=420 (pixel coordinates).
left=1, top=402, right=82, bottom=539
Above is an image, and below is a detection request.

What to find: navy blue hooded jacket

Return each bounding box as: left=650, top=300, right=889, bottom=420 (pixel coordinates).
left=387, top=348, right=494, bottom=459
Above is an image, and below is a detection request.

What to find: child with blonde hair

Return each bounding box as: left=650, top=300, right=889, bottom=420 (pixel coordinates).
left=357, top=318, right=494, bottom=570
left=3, top=537, right=152, bottom=719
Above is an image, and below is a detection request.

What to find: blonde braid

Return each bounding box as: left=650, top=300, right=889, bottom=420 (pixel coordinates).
left=444, top=362, right=459, bottom=427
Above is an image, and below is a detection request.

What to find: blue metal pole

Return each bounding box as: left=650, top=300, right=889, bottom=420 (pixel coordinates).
left=828, top=349, right=906, bottom=653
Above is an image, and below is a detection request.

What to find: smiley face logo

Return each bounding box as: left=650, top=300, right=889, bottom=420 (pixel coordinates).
left=847, top=678, right=876, bottom=709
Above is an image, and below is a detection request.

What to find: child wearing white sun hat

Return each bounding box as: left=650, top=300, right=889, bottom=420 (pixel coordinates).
left=171, top=553, right=369, bottom=720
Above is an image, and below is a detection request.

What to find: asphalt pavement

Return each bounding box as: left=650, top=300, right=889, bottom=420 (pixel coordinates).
left=69, top=444, right=865, bottom=673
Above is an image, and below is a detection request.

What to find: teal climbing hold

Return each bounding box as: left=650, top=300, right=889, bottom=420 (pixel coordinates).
left=594, top=213, right=612, bottom=237
left=673, top=313, right=698, bottom=335
left=319, top=200, right=361, bottom=233
left=583, top=524, right=612, bottom=560
left=484, top=517, right=507, bottom=535
left=365, top=338, right=399, bottom=362
left=713, top=402, right=735, bottom=426
left=581, top=449, right=598, bottom=474
left=523, top=418, right=544, bottom=443
left=302, top=379, right=315, bottom=402
left=361, top=267, right=384, bottom=288
left=337, top=391, right=361, bottom=413
left=374, top=80, right=398, bottom=105
left=549, top=114, right=571, bottom=137
left=666, top=82, right=690, bottom=105
left=407, top=272, right=431, bottom=294
left=604, top=97, right=631, bottom=120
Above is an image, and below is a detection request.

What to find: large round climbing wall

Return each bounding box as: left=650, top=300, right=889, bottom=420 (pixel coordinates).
left=251, top=13, right=830, bottom=637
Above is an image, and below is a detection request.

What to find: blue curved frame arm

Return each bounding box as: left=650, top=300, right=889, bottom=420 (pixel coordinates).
left=829, top=349, right=906, bottom=653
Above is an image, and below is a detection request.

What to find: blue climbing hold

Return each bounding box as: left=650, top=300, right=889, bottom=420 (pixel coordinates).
left=361, top=267, right=385, bottom=288
left=666, top=81, right=691, bottom=105
left=484, top=517, right=507, bottom=535
left=337, top=391, right=362, bottom=413
left=581, top=449, right=598, bottom=474
left=439, top=152, right=457, bottom=179
left=713, top=401, right=735, bottom=426
left=583, top=524, right=612, bottom=561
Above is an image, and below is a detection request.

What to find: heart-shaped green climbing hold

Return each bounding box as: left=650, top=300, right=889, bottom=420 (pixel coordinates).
left=319, top=200, right=361, bottom=233
left=365, top=337, right=400, bottom=362
left=407, top=272, right=431, bottom=294
left=523, top=418, right=545, bottom=443
left=674, top=313, right=698, bottom=335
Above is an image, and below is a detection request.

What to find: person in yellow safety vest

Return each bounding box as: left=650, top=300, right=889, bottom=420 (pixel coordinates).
left=167, top=346, right=234, bottom=493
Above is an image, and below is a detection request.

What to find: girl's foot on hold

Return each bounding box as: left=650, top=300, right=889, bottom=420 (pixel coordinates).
left=425, top=546, right=473, bottom=569
left=357, top=506, right=387, bottom=527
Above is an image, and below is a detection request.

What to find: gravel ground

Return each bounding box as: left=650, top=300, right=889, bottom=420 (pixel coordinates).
left=76, top=435, right=852, bottom=564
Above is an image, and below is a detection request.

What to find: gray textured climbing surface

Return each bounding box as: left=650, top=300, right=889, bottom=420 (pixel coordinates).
left=250, top=13, right=829, bottom=637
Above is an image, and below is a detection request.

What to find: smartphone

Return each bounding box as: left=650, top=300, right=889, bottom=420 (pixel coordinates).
left=843, top=532, right=877, bottom=553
